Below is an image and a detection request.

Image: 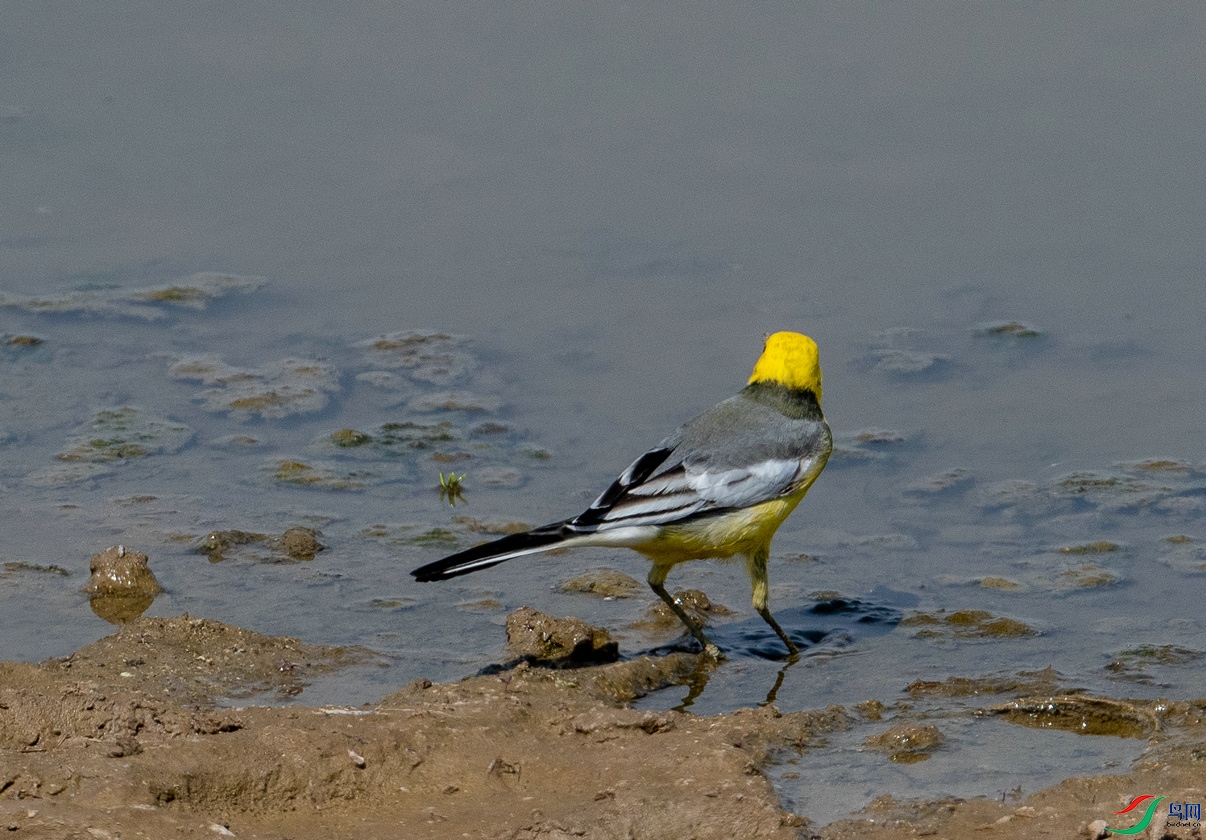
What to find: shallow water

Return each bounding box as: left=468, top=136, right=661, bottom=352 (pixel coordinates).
left=2, top=2, right=1204, bottom=822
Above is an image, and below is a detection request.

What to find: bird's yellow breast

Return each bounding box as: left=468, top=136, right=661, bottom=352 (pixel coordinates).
left=633, top=492, right=807, bottom=566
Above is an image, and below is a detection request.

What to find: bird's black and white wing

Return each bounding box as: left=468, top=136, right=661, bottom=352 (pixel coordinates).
left=569, top=396, right=829, bottom=533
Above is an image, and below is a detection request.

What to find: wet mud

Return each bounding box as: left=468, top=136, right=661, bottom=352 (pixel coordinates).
left=2, top=612, right=1205, bottom=839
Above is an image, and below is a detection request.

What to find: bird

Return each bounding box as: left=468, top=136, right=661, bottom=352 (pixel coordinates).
left=412, top=331, right=833, bottom=658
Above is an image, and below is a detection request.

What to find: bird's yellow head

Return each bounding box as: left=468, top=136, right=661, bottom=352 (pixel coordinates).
left=748, top=331, right=823, bottom=404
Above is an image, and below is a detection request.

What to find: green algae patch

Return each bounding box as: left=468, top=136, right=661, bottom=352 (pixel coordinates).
left=356, top=330, right=478, bottom=386
left=170, top=355, right=339, bottom=419
left=227, top=392, right=289, bottom=412
left=1048, top=470, right=1172, bottom=509
left=57, top=407, right=193, bottom=464
left=831, top=428, right=909, bottom=463
left=142, top=286, right=209, bottom=303
left=330, top=428, right=372, bottom=448
left=905, top=468, right=973, bottom=495
left=1058, top=564, right=1119, bottom=589
left=457, top=597, right=504, bottom=612
left=1117, top=458, right=1194, bottom=474
left=979, top=617, right=1039, bottom=636
left=408, top=527, right=459, bottom=546
left=850, top=428, right=907, bottom=444
left=449, top=515, right=531, bottom=536
left=1156, top=540, right=1206, bottom=574
left=901, top=609, right=1037, bottom=640
left=195, top=527, right=325, bottom=563
left=379, top=420, right=458, bottom=448
left=1059, top=540, right=1123, bottom=555
left=987, top=695, right=1158, bottom=738
left=410, top=390, right=503, bottom=412
left=1053, top=472, right=1123, bottom=494
left=314, top=421, right=459, bottom=458
left=431, top=451, right=471, bottom=464
left=944, top=609, right=991, bottom=626
left=359, top=518, right=533, bottom=554
left=365, top=597, right=418, bottom=611
left=1106, top=645, right=1204, bottom=680
left=269, top=459, right=369, bottom=490
left=978, top=577, right=1023, bottom=591
left=0, top=272, right=264, bottom=320
left=312, top=418, right=551, bottom=495
left=976, top=465, right=1205, bottom=517
left=906, top=667, right=1065, bottom=699
left=275, top=459, right=323, bottom=483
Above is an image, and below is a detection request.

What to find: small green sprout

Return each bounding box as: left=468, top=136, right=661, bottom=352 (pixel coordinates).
left=437, top=471, right=467, bottom=506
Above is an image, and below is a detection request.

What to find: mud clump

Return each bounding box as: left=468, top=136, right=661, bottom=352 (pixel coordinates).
left=279, top=526, right=324, bottom=560
left=196, top=528, right=270, bottom=560
left=1106, top=644, right=1204, bottom=682
left=905, top=668, right=1065, bottom=699
left=633, top=588, right=735, bottom=635
left=196, top=527, right=325, bottom=562
left=560, top=568, right=644, bottom=598
left=505, top=606, right=619, bottom=665
left=986, top=695, right=1159, bottom=738
left=84, top=546, right=161, bottom=624
left=84, top=546, right=160, bottom=597
left=330, top=428, right=372, bottom=447
left=864, top=723, right=944, bottom=763
left=1059, top=540, right=1123, bottom=555
left=1058, top=564, right=1119, bottom=589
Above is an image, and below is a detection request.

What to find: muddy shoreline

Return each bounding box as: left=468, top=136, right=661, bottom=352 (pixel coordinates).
left=2, top=614, right=1204, bottom=839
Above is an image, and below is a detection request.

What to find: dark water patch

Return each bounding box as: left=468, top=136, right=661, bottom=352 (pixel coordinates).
left=711, top=596, right=904, bottom=662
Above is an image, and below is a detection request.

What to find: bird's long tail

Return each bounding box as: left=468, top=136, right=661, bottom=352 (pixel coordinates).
left=411, top=521, right=575, bottom=581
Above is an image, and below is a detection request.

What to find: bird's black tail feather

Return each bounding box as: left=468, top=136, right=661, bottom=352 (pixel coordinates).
left=411, top=522, right=572, bottom=581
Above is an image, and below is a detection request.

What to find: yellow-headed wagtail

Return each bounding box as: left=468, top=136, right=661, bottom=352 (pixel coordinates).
left=412, top=331, right=832, bottom=657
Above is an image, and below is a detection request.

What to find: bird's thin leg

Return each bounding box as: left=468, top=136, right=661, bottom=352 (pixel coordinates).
left=647, top=566, right=723, bottom=659
left=747, top=548, right=800, bottom=656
